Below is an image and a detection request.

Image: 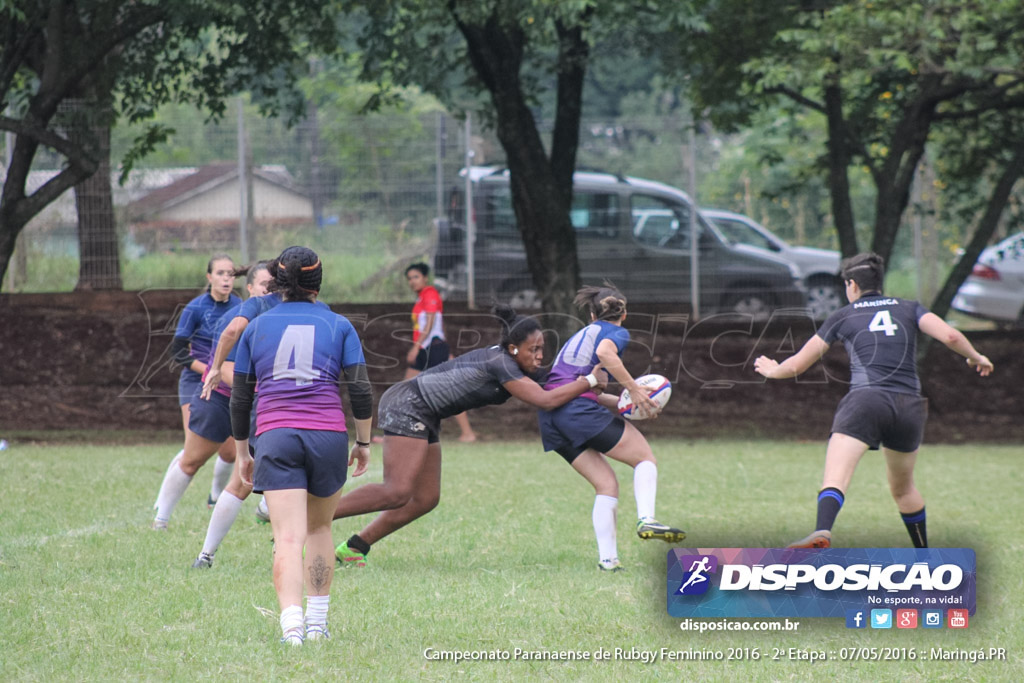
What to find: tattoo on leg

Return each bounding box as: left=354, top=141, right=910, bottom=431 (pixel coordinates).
left=309, top=555, right=330, bottom=592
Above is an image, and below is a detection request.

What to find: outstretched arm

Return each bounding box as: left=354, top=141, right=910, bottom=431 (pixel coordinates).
left=918, top=313, right=994, bottom=376
left=595, top=338, right=660, bottom=416
left=201, top=316, right=249, bottom=399
left=754, top=334, right=831, bottom=379
left=503, top=374, right=597, bottom=411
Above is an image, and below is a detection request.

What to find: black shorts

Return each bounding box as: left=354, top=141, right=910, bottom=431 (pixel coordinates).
left=410, top=338, right=450, bottom=371
left=377, top=381, right=441, bottom=444
left=831, top=388, right=928, bottom=453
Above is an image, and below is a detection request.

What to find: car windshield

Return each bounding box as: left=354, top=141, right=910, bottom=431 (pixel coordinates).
left=709, top=216, right=780, bottom=251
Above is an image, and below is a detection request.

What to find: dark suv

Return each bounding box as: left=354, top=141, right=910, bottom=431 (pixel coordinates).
left=434, top=167, right=807, bottom=317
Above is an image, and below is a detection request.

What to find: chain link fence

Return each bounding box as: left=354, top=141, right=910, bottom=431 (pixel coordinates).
left=2, top=106, right=975, bottom=319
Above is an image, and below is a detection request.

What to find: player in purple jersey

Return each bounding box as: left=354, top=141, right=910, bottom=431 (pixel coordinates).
left=332, top=303, right=603, bottom=569
left=231, top=247, right=372, bottom=645
left=755, top=253, right=994, bottom=549
left=537, top=284, right=685, bottom=572
left=199, top=271, right=333, bottom=525
left=162, top=254, right=241, bottom=505
left=152, top=262, right=269, bottom=530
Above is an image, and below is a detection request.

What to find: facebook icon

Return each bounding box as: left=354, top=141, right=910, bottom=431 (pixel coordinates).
left=845, top=609, right=867, bottom=629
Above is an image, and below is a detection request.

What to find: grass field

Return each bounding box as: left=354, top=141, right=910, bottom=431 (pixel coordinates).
left=0, top=438, right=1019, bottom=681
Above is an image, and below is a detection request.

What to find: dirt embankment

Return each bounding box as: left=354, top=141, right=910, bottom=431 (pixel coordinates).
left=1, top=291, right=1019, bottom=444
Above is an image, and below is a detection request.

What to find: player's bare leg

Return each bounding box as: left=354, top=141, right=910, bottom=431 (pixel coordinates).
left=788, top=433, right=870, bottom=548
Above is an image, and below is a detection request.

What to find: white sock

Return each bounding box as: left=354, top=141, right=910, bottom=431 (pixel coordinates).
left=201, top=491, right=244, bottom=556
left=154, top=462, right=193, bottom=523
left=634, top=460, right=658, bottom=521
left=153, top=449, right=184, bottom=509
left=305, top=594, right=330, bottom=627
left=209, top=456, right=233, bottom=503
left=280, top=605, right=304, bottom=635
left=593, top=495, right=619, bottom=561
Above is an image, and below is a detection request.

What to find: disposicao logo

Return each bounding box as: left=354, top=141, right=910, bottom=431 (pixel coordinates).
left=674, top=555, right=718, bottom=596
left=667, top=548, right=976, bottom=619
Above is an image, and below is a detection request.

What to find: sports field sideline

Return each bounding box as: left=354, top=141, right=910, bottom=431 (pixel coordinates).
left=0, top=438, right=1019, bottom=680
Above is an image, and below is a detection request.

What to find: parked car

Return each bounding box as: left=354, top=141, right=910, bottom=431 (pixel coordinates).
left=703, top=209, right=844, bottom=320
left=952, top=232, right=1024, bottom=327
left=434, top=166, right=807, bottom=319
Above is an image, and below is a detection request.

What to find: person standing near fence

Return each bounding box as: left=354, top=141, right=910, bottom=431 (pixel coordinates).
left=159, top=254, right=240, bottom=510
left=754, top=252, right=994, bottom=549
left=231, top=246, right=372, bottom=645
left=403, top=262, right=476, bottom=443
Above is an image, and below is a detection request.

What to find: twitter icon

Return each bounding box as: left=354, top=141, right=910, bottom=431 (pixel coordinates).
left=870, top=609, right=892, bottom=629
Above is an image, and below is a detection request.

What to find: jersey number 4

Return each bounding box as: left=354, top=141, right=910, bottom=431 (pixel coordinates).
left=868, top=310, right=898, bottom=336
left=273, top=325, right=319, bottom=386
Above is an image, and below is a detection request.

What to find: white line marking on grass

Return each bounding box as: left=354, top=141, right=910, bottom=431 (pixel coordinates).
left=7, top=519, right=139, bottom=547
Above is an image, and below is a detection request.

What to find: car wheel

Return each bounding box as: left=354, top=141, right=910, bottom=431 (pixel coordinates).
left=723, top=291, right=775, bottom=321
left=806, top=278, right=844, bottom=320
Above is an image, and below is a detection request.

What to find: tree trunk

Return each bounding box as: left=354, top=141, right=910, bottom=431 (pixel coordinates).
left=929, top=143, right=1024, bottom=320
left=454, top=9, right=586, bottom=340
left=823, top=78, right=858, bottom=258
left=74, top=122, right=122, bottom=290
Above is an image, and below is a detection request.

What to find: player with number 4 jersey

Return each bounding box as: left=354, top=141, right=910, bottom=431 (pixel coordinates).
left=230, top=246, right=373, bottom=645
left=754, top=253, right=994, bottom=550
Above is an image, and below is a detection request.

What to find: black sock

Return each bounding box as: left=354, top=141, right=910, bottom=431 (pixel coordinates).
left=815, top=487, right=845, bottom=531
left=901, top=507, right=927, bottom=548
left=347, top=533, right=371, bottom=555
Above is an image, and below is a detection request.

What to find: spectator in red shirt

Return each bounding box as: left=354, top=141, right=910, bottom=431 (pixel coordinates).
left=404, top=262, right=476, bottom=442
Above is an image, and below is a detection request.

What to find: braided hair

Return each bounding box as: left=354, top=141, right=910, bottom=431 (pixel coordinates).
left=268, top=246, right=322, bottom=302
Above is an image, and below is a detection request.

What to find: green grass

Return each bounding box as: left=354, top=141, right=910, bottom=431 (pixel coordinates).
left=0, top=439, right=1020, bottom=681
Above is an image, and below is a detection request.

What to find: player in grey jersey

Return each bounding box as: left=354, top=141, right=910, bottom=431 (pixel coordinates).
left=333, top=304, right=604, bottom=568
left=755, top=253, right=993, bottom=549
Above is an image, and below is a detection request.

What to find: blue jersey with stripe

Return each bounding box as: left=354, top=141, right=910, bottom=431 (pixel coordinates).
left=544, top=321, right=629, bottom=397
left=235, top=301, right=365, bottom=434
left=817, top=294, right=929, bottom=395
left=174, top=291, right=241, bottom=365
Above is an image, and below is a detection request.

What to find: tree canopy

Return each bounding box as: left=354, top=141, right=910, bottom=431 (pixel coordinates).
left=0, top=0, right=341, bottom=284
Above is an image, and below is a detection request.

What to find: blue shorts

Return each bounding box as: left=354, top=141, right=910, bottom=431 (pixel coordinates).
left=188, top=389, right=232, bottom=444
left=538, top=398, right=625, bottom=463
left=178, top=370, right=203, bottom=406
left=253, top=428, right=348, bottom=498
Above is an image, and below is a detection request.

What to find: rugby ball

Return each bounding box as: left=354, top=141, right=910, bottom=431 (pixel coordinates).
left=617, top=374, right=672, bottom=420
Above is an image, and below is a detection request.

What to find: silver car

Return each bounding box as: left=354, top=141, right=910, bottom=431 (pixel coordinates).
left=953, top=232, right=1024, bottom=327
left=704, top=209, right=843, bottom=320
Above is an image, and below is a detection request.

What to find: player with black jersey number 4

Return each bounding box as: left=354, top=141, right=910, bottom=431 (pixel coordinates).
left=755, top=253, right=994, bottom=549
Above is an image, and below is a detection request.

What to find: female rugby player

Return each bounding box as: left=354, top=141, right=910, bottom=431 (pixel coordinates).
left=163, top=254, right=240, bottom=506
left=332, top=303, right=602, bottom=569
left=231, top=247, right=372, bottom=645
left=152, top=261, right=266, bottom=529
left=538, top=284, right=685, bottom=572
left=754, top=252, right=994, bottom=549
